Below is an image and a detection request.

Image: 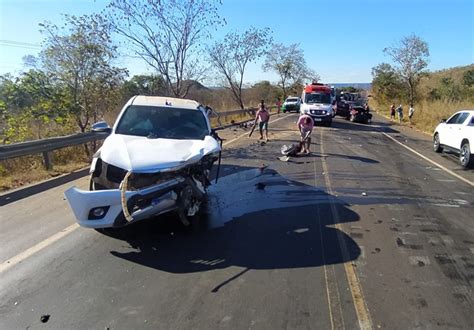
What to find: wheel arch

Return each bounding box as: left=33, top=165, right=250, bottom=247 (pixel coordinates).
left=460, top=138, right=470, bottom=150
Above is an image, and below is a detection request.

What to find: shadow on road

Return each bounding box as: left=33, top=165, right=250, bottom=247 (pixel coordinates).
left=105, top=168, right=361, bottom=291
left=332, top=117, right=400, bottom=133
left=224, top=142, right=379, bottom=165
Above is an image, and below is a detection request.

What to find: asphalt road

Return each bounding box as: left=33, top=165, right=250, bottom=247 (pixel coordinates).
left=1, top=113, right=473, bottom=329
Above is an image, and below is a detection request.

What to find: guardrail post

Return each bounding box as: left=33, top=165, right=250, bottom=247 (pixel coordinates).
left=42, top=151, right=53, bottom=170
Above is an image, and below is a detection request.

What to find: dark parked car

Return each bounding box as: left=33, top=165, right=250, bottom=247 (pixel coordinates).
left=335, top=99, right=354, bottom=118
left=349, top=105, right=372, bottom=124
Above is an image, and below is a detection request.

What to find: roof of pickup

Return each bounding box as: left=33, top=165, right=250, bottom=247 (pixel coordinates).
left=130, top=95, right=201, bottom=110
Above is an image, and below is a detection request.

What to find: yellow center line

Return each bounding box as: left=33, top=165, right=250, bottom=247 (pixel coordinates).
left=320, top=129, right=373, bottom=330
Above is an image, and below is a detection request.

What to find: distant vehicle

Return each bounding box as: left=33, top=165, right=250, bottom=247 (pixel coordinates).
left=300, top=82, right=334, bottom=126
left=282, top=96, right=301, bottom=113
left=349, top=105, right=372, bottom=124
left=433, top=110, right=474, bottom=168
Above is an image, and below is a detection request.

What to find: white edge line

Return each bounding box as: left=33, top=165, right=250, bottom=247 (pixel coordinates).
left=382, top=132, right=474, bottom=187
left=0, top=223, right=79, bottom=273
left=1, top=114, right=293, bottom=273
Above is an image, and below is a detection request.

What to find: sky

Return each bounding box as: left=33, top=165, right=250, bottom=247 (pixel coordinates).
left=0, top=0, right=473, bottom=84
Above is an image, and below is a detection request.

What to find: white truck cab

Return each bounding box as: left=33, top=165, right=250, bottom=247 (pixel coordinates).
left=300, top=82, right=334, bottom=126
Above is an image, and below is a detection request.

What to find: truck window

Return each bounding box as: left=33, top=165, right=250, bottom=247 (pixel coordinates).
left=455, top=112, right=469, bottom=124
left=305, top=93, right=331, bottom=104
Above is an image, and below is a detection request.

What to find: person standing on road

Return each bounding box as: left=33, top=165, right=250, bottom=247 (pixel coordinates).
left=396, top=104, right=403, bottom=124
left=250, top=100, right=270, bottom=141
left=276, top=98, right=281, bottom=114
left=297, top=114, right=314, bottom=154
left=408, top=104, right=415, bottom=124
left=390, top=104, right=396, bottom=121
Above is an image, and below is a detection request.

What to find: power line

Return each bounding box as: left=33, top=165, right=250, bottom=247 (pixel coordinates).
left=0, top=40, right=41, bottom=49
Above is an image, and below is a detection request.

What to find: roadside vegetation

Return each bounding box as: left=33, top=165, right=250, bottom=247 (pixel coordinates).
left=370, top=35, right=474, bottom=134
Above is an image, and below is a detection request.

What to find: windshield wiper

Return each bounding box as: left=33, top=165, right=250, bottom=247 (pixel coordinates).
left=146, top=132, right=158, bottom=139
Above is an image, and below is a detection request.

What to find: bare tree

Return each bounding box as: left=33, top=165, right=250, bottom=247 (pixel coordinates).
left=263, top=43, right=318, bottom=99
left=384, top=35, right=429, bottom=104
left=106, top=0, right=223, bottom=98
left=207, top=27, right=272, bottom=109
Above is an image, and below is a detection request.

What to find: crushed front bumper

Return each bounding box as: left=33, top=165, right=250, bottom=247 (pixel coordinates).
left=65, top=177, right=185, bottom=228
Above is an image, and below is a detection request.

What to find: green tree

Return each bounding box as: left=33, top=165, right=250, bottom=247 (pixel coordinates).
left=106, top=0, right=223, bottom=98
left=263, top=43, right=318, bottom=99
left=39, top=14, right=127, bottom=136
left=0, top=71, right=63, bottom=142
left=249, top=80, right=281, bottom=104
left=383, top=35, right=429, bottom=105
left=122, top=75, right=167, bottom=100
left=463, top=70, right=474, bottom=87
left=339, top=86, right=362, bottom=93
left=371, top=63, right=404, bottom=103
left=439, top=77, right=462, bottom=102
left=207, top=27, right=273, bottom=109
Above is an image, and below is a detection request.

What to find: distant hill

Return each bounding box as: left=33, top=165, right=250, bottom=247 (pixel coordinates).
left=181, top=80, right=212, bottom=93
left=419, top=64, right=474, bottom=96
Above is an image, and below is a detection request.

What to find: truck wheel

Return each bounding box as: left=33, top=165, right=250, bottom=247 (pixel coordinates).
left=460, top=142, right=473, bottom=168
left=433, top=133, right=443, bottom=153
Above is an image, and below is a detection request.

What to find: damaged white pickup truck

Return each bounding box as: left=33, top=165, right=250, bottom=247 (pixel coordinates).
left=65, top=96, right=222, bottom=229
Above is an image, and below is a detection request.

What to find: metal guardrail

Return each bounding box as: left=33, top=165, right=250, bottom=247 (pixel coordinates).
left=0, top=131, right=110, bottom=161
left=0, top=106, right=278, bottom=169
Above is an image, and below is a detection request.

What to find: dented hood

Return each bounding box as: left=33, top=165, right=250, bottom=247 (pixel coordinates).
left=99, top=134, right=220, bottom=173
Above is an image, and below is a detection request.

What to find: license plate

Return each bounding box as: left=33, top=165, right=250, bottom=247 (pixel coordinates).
left=314, top=118, right=322, bottom=121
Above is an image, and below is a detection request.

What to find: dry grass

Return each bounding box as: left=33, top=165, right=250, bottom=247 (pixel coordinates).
left=0, top=144, right=93, bottom=192
left=370, top=98, right=474, bottom=134
left=370, top=64, right=474, bottom=134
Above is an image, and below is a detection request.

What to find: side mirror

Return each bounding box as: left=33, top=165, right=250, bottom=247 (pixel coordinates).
left=440, top=118, right=447, bottom=123
left=91, top=121, right=111, bottom=133
left=205, top=105, right=213, bottom=116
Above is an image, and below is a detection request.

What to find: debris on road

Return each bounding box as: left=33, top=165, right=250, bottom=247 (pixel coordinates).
left=362, top=192, right=367, bottom=196
left=40, top=314, right=50, bottom=323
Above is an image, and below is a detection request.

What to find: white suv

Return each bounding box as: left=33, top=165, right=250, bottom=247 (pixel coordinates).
left=433, top=110, right=474, bottom=168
